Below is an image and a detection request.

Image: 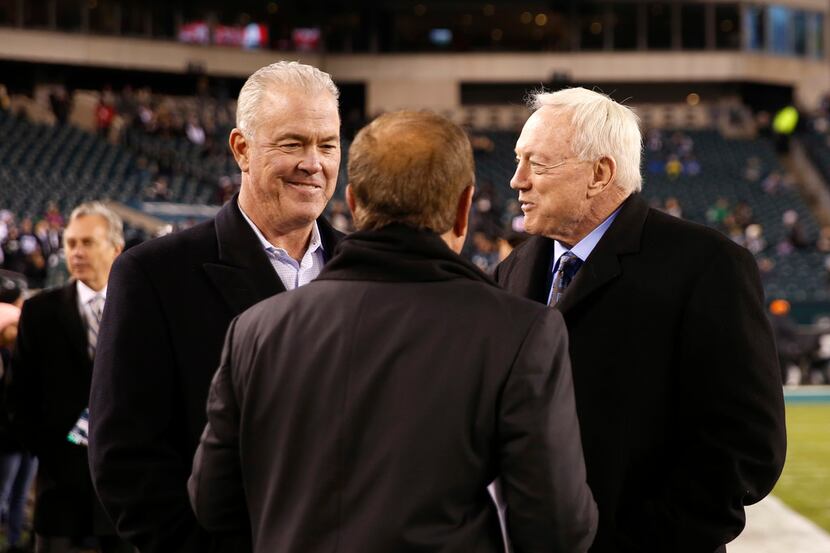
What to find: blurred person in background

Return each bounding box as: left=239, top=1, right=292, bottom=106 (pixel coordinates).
left=469, top=231, right=500, bottom=274
left=781, top=209, right=810, bottom=251
left=1, top=226, right=25, bottom=277
left=7, top=203, right=129, bottom=553
left=662, top=197, right=683, bottom=219
left=189, top=110, right=597, bottom=553
left=89, top=61, right=344, bottom=553
left=0, top=271, right=34, bottom=553
left=768, top=299, right=803, bottom=386
left=496, top=87, right=786, bottom=553
left=497, top=232, right=528, bottom=262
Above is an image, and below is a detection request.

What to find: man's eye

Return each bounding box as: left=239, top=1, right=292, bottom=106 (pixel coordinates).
left=280, top=143, right=301, bottom=149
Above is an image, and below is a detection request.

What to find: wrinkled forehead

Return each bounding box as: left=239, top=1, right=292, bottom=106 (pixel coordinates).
left=255, top=87, right=341, bottom=137
left=262, top=85, right=339, bottom=116
left=515, top=106, right=575, bottom=155
left=257, top=85, right=340, bottom=116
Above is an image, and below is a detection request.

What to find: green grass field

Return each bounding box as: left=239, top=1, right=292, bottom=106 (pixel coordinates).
left=773, top=403, right=830, bottom=532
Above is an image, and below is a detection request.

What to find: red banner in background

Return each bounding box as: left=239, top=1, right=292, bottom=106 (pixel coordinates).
left=292, top=28, right=321, bottom=51
left=178, top=21, right=269, bottom=49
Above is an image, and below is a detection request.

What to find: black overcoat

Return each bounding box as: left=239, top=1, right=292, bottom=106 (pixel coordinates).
left=495, top=194, right=787, bottom=553
left=189, top=225, right=598, bottom=553
left=89, top=196, right=342, bottom=553
left=9, top=283, right=114, bottom=536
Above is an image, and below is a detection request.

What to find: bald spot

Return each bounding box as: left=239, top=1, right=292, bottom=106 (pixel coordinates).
left=365, top=117, right=445, bottom=178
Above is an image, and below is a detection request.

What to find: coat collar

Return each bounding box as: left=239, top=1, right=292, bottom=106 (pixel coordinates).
left=555, top=193, right=649, bottom=314
left=317, top=223, right=496, bottom=286
left=203, top=194, right=343, bottom=315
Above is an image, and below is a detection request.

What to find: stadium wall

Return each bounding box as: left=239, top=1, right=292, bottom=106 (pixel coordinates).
left=0, top=28, right=827, bottom=111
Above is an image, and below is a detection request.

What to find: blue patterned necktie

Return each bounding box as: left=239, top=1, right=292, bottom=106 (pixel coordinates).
left=549, top=252, right=582, bottom=306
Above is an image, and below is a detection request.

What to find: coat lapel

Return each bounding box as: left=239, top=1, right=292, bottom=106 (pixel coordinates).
left=511, top=236, right=556, bottom=304
left=204, top=197, right=286, bottom=315
left=58, top=283, right=92, bottom=364
left=203, top=195, right=344, bottom=315
left=317, top=217, right=343, bottom=263
left=557, top=194, right=650, bottom=315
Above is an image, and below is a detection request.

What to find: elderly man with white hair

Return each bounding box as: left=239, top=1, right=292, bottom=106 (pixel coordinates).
left=89, top=62, right=344, bottom=553
left=496, top=87, right=786, bottom=553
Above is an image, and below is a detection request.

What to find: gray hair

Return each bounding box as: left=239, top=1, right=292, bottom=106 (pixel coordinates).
left=236, top=61, right=340, bottom=137
left=68, top=202, right=125, bottom=249
left=528, top=87, right=642, bottom=194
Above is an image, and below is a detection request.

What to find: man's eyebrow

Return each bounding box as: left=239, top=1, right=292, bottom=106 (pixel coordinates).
left=274, top=133, right=309, bottom=142
left=274, top=133, right=340, bottom=143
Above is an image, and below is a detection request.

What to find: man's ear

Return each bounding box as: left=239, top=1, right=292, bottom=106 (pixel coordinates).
left=441, top=185, right=476, bottom=254
left=229, top=128, right=250, bottom=172
left=453, top=185, right=475, bottom=239
left=588, top=155, right=616, bottom=198
left=345, top=184, right=357, bottom=218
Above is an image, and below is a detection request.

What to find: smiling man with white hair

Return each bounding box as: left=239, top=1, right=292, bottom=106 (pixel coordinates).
left=89, top=61, right=344, bottom=553
left=496, top=87, right=786, bottom=553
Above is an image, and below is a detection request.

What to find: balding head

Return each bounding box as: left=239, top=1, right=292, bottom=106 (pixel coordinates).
left=347, top=111, right=475, bottom=233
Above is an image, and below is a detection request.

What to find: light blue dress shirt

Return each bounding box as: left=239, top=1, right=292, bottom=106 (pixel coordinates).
left=239, top=207, right=326, bottom=291
left=547, top=207, right=621, bottom=305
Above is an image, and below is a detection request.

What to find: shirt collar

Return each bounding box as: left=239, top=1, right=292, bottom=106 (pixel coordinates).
left=553, top=206, right=622, bottom=266
left=76, top=279, right=106, bottom=304
left=238, top=204, right=324, bottom=257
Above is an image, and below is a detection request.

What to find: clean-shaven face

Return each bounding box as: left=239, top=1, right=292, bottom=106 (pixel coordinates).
left=511, top=107, right=594, bottom=245
left=64, top=215, right=120, bottom=291
left=243, top=87, right=341, bottom=229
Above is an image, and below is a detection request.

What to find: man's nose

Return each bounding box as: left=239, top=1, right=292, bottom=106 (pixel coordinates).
left=297, top=150, right=323, bottom=174
left=510, top=162, right=528, bottom=190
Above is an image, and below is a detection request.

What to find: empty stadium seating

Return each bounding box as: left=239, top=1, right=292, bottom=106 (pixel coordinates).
left=0, top=109, right=136, bottom=215
left=0, top=109, right=221, bottom=216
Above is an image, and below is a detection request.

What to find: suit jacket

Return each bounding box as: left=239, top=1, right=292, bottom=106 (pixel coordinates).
left=188, top=224, right=598, bottom=553
left=495, top=194, right=786, bottom=553
left=89, top=196, right=343, bottom=553
left=8, top=283, right=114, bottom=536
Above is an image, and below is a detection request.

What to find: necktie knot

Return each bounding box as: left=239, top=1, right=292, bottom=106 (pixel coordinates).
left=549, top=252, right=582, bottom=306
left=89, top=294, right=104, bottom=323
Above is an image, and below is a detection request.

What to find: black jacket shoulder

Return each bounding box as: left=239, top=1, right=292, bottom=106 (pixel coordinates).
left=645, top=208, right=749, bottom=256
left=119, top=219, right=217, bottom=268
left=19, top=284, right=71, bottom=317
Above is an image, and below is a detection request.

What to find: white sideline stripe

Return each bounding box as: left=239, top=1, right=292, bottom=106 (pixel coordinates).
left=729, top=495, right=830, bottom=553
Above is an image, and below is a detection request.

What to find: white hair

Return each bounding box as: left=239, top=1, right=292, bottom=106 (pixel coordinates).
left=68, top=201, right=125, bottom=249
left=236, top=61, right=340, bottom=137
left=529, top=87, right=642, bottom=194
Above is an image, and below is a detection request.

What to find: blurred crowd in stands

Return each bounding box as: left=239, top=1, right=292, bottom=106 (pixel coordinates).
left=42, top=82, right=242, bottom=206
left=645, top=129, right=701, bottom=179
left=8, top=84, right=830, bottom=388
left=0, top=205, right=66, bottom=290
